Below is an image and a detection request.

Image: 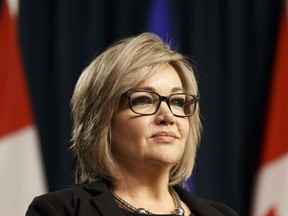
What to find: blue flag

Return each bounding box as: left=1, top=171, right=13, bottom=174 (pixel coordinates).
left=147, top=0, right=197, bottom=195
left=148, top=0, right=174, bottom=44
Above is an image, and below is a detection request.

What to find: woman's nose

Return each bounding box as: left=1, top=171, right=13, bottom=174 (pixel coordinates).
left=154, top=101, right=175, bottom=125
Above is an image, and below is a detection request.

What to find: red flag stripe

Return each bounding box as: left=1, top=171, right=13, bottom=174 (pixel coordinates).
left=0, top=0, right=33, bottom=137
left=252, top=4, right=288, bottom=216
left=0, top=1, right=46, bottom=215
left=266, top=208, right=276, bottom=216
left=260, top=7, right=288, bottom=165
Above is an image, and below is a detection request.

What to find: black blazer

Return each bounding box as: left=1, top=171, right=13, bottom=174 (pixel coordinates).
left=26, top=181, right=238, bottom=216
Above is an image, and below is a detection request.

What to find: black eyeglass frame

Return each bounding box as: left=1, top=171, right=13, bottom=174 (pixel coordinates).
left=124, top=90, right=200, bottom=117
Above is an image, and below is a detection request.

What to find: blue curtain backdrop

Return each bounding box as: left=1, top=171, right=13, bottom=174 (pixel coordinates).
left=18, top=0, right=283, bottom=215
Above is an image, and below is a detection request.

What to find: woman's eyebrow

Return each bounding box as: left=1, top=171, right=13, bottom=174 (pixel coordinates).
left=133, top=86, right=155, bottom=91
left=171, top=87, right=184, bottom=92
left=132, top=86, right=184, bottom=92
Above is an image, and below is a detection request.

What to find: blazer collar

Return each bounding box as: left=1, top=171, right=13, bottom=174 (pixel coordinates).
left=174, top=185, right=225, bottom=216
left=84, top=181, right=126, bottom=216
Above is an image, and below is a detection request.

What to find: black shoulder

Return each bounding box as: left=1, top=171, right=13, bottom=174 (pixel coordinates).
left=25, top=186, right=92, bottom=216
left=174, top=185, right=239, bottom=216
left=199, top=199, right=239, bottom=216
left=25, top=181, right=111, bottom=216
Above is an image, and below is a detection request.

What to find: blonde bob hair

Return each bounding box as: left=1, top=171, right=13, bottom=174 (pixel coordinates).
left=71, top=32, right=201, bottom=186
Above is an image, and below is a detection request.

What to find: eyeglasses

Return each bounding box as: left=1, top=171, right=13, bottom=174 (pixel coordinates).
left=124, top=90, right=199, bottom=117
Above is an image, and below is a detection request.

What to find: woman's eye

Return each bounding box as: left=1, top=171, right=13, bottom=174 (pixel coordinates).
left=171, top=98, right=185, bottom=107
left=131, top=96, right=153, bottom=106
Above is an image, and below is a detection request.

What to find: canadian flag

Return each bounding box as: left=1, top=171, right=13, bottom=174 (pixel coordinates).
left=252, top=2, right=288, bottom=216
left=0, top=0, right=46, bottom=215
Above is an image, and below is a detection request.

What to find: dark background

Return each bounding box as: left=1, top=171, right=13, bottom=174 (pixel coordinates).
left=16, top=0, right=283, bottom=215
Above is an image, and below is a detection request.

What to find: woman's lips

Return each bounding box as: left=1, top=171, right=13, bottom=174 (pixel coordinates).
left=151, top=131, right=177, bottom=142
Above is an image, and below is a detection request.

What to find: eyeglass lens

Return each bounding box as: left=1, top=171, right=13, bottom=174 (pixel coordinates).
left=129, top=91, right=197, bottom=117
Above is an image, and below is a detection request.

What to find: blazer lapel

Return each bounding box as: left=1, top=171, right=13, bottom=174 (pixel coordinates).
left=84, top=181, right=126, bottom=216
left=91, top=193, right=126, bottom=216
left=174, top=185, right=224, bottom=216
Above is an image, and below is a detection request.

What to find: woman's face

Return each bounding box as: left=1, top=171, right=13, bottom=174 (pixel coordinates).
left=111, top=64, right=189, bottom=170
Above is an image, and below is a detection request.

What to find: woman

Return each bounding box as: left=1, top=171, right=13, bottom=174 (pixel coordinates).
left=26, top=33, right=238, bottom=216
